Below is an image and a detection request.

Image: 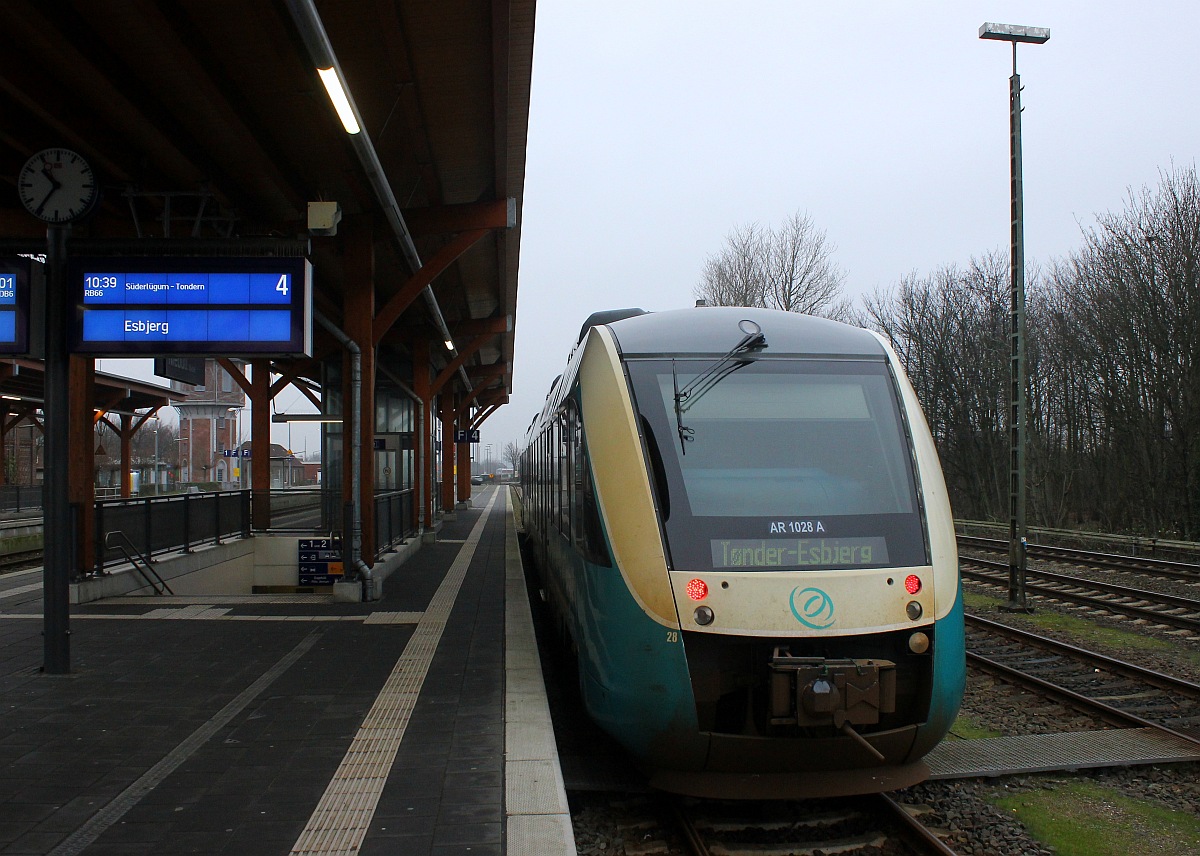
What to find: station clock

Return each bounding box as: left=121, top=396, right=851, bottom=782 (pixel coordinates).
left=17, top=148, right=100, bottom=224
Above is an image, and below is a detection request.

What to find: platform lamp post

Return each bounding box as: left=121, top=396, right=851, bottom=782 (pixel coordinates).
left=980, top=22, right=1049, bottom=612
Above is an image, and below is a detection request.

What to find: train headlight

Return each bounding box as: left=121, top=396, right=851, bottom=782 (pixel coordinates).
left=904, top=574, right=922, bottom=595
left=686, top=578, right=709, bottom=601
left=693, top=606, right=715, bottom=626
left=906, top=601, right=923, bottom=621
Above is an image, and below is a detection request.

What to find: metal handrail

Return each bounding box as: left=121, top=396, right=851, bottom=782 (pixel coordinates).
left=105, top=530, right=174, bottom=595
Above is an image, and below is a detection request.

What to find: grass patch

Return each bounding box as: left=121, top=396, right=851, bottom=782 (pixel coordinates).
left=1026, top=610, right=1176, bottom=654
left=963, top=590, right=1004, bottom=610
left=946, top=713, right=1001, bottom=740
left=990, top=779, right=1200, bottom=856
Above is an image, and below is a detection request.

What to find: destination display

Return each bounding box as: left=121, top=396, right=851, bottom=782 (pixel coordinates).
left=0, top=258, right=31, bottom=354
left=70, top=257, right=312, bottom=356
left=711, top=537, right=890, bottom=569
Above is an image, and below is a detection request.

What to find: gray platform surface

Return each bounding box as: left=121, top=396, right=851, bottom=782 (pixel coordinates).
left=0, top=486, right=575, bottom=856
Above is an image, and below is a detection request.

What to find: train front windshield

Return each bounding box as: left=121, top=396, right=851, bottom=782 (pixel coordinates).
left=626, top=357, right=928, bottom=571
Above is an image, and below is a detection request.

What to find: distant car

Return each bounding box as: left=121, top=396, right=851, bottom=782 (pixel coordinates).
left=470, top=475, right=484, bottom=485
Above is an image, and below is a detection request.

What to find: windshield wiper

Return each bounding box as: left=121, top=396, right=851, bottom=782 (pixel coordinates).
left=672, top=360, right=694, bottom=452
left=673, top=319, right=767, bottom=454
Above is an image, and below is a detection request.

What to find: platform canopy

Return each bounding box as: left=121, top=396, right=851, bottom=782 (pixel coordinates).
left=0, top=0, right=534, bottom=411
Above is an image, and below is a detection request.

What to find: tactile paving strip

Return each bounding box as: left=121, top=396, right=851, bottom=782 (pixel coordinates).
left=289, top=490, right=500, bottom=855
left=926, top=728, right=1200, bottom=779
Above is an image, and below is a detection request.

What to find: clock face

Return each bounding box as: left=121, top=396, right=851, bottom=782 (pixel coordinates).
left=17, top=148, right=100, bottom=224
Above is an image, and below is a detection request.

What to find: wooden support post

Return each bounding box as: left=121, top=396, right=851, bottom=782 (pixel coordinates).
left=120, top=413, right=133, bottom=497
left=440, top=402, right=455, bottom=512
left=412, top=338, right=432, bottom=530
left=456, top=420, right=470, bottom=504
left=250, top=360, right=271, bottom=529
left=0, top=405, right=8, bottom=487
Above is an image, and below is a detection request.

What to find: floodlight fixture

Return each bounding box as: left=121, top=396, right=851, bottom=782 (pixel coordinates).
left=978, top=23, right=1050, bottom=44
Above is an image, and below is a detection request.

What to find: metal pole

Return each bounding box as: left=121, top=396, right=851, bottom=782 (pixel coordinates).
left=1006, top=44, right=1029, bottom=611
left=43, top=224, right=70, bottom=673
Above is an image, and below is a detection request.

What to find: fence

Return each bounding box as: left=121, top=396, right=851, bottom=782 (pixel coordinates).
left=90, top=487, right=416, bottom=573
left=93, top=490, right=250, bottom=573
left=0, top=484, right=43, bottom=514
left=375, top=490, right=413, bottom=556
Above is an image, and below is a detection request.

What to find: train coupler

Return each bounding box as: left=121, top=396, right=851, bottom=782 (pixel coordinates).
left=768, top=649, right=896, bottom=728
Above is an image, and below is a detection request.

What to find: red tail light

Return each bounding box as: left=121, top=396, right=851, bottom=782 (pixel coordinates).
left=686, top=578, right=709, bottom=601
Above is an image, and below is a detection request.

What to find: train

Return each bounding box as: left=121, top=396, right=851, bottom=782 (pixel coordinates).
left=517, top=305, right=964, bottom=798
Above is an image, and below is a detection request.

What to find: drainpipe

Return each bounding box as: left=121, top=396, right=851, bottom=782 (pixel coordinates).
left=314, top=311, right=374, bottom=599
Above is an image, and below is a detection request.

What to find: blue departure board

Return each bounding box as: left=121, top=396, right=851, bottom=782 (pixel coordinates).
left=0, top=258, right=31, bottom=355
left=70, top=257, right=312, bottom=356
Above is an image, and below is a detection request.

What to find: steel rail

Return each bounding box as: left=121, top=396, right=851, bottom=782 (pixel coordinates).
left=969, top=555, right=1200, bottom=611
left=966, top=651, right=1200, bottom=749
left=966, top=613, right=1200, bottom=698
left=873, top=793, right=960, bottom=856
left=958, top=535, right=1200, bottom=581
left=960, top=556, right=1200, bottom=632
left=670, top=801, right=712, bottom=856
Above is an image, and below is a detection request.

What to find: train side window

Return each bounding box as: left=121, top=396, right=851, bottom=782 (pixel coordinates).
left=568, top=402, right=581, bottom=544
left=575, top=417, right=612, bottom=568
left=550, top=419, right=560, bottom=530
left=558, top=410, right=571, bottom=535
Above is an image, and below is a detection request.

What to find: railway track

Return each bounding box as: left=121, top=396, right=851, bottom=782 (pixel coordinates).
left=966, top=614, right=1200, bottom=746
left=959, top=554, right=1200, bottom=633
left=958, top=534, right=1200, bottom=584
left=671, top=793, right=957, bottom=856
left=0, top=548, right=43, bottom=575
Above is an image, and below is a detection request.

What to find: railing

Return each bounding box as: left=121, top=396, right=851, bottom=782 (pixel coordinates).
left=86, top=486, right=414, bottom=574
left=0, top=484, right=43, bottom=514
left=255, top=486, right=415, bottom=559
left=375, top=490, right=414, bottom=557
left=94, top=489, right=251, bottom=573
left=105, top=530, right=174, bottom=595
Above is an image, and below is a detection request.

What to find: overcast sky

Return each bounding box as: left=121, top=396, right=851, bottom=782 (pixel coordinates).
left=105, top=3, right=1199, bottom=467
left=476, top=0, right=1200, bottom=461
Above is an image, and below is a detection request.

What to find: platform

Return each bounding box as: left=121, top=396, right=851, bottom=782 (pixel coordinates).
left=0, top=487, right=575, bottom=856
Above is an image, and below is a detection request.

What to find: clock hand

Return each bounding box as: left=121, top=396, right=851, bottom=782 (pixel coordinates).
left=41, top=162, right=63, bottom=190
left=34, top=162, right=64, bottom=215
left=36, top=185, right=58, bottom=216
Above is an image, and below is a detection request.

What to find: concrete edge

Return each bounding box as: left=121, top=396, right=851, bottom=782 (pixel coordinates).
left=503, top=487, right=577, bottom=855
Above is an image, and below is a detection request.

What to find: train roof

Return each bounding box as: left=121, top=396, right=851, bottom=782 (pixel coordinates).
left=597, top=306, right=887, bottom=359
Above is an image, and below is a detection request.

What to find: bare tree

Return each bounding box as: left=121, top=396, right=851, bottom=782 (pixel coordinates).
left=1053, top=165, right=1200, bottom=538
left=861, top=253, right=1012, bottom=521
left=696, top=222, right=768, bottom=308
left=695, top=211, right=848, bottom=318
left=503, top=440, right=521, bottom=473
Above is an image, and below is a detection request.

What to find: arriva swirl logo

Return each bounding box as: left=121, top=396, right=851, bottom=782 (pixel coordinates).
left=790, top=586, right=835, bottom=629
